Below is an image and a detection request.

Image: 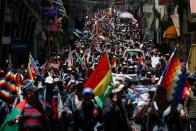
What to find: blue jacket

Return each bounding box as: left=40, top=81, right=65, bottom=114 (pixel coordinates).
left=0, top=99, right=10, bottom=126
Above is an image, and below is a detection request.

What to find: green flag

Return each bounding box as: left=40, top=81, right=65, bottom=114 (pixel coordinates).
left=95, top=84, right=113, bottom=108
left=0, top=100, right=26, bottom=131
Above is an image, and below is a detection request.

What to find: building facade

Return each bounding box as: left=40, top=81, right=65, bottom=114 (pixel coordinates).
left=146, top=0, right=196, bottom=72
left=0, top=0, right=44, bottom=68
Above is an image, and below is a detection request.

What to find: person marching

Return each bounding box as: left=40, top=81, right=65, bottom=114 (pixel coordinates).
left=102, top=83, right=130, bottom=131
left=0, top=82, right=50, bottom=131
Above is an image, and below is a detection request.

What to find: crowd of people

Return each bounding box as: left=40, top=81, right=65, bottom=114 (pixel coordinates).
left=0, top=9, right=196, bottom=131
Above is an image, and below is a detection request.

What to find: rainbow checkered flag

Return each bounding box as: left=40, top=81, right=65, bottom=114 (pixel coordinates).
left=160, top=48, right=186, bottom=103
left=0, top=71, right=18, bottom=100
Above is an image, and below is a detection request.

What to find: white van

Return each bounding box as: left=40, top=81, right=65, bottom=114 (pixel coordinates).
left=123, top=49, right=144, bottom=58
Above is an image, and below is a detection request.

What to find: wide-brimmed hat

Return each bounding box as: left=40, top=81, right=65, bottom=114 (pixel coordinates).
left=24, top=85, right=39, bottom=94
left=22, top=79, right=38, bottom=94
left=45, top=76, right=53, bottom=84
left=67, top=67, right=72, bottom=71
left=22, top=79, right=34, bottom=91
left=54, top=78, right=60, bottom=83
left=112, top=84, right=125, bottom=93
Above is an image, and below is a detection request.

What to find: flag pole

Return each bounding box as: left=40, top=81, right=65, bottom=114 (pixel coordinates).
left=146, top=48, right=176, bottom=129
left=186, top=47, right=192, bottom=72
left=157, top=48, right=176, bottom=86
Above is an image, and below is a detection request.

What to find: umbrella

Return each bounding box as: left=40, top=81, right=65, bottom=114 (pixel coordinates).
left=118, top=12, right=134, bottom=19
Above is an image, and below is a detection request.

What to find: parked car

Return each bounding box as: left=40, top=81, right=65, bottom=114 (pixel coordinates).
left=122, top=49, right=145, bottom=75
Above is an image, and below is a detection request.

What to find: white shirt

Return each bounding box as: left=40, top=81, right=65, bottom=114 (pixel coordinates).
left=151, top=56, right=160, bottom=68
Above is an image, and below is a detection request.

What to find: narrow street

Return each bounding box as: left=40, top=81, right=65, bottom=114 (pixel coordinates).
left=0, top=0, right=196, bottom=131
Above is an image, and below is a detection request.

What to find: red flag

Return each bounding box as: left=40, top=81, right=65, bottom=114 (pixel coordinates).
left=15, top=72, right=24, bottom=86
left=26, top=64, right=34, bottom=80
left=84, top=52, right=112, bottom=96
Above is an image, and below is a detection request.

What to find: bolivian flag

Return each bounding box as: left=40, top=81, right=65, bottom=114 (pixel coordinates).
left=0, top=100, right=26, bottom=131
left=84, top=52, right=112, bottom=96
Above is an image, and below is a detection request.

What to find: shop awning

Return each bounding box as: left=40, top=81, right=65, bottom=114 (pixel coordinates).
left=163, top=25, right=178, bottom=38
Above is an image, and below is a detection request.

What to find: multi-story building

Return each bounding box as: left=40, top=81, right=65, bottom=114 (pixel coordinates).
left=149, top=0, right=196, bottom=72
left=63, top=0, right=105, bottom=30
left=180, top=0, right=196, bottom=72
left=142, top=0, right=154, bottom=40
left=0, top=0, right=44, bottom=68
left=63, top=0, right=88, bottom=29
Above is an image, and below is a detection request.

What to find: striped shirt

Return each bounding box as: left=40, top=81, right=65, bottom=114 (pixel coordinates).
left=0, top=100, right=10, bottom=126
left=20, top=102, right=49, bottom=131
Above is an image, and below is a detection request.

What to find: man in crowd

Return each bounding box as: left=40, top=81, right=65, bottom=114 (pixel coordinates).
left=63, top=82, right=84, bottom=130
left=146, top=86, right=182, bottom=131
left=0, top=99, right=10, bottom=126
left=102, top=83, right=130, bottom=131
left=1, top=82, right=50, bottom=131
left=74, top=87, right=100, bottom=131
left=184, top=82, right=196, bottom=131
left=43, top=76, right=64, bottom=130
